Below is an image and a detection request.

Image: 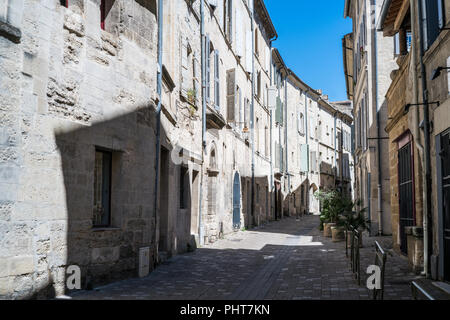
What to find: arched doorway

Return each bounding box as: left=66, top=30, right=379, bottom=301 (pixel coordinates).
left=232, top=172, right=241, bottom=230
left=309, top=184, right=319, bottom=215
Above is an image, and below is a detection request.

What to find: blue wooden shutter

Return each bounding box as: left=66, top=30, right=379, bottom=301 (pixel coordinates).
left=214, top=50, right=220, bottom=110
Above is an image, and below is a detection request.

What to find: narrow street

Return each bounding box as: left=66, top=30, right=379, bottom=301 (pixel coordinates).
left=71, top=216, right=415, bottom=300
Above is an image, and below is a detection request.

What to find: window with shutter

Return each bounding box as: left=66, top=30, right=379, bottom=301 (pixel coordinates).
left=193, top=53, right=199, bottom=104
left=300, top=144, right=309, bottom=173
left=206, top=36, right=211, bottom=102
left=421, top=0, right=444, bottom=50
left=180, top=36, right=190, bottom=98
left=226, top=69, right=236, bottom=123
left=275, top=96, right=283, bottom=124
left=235, top=7, right=243, bottom=57
left=237, top=87, right=243, bottom=130
left=244, top=98, right=250, bottom=130
left=275, top=142, right=280, bottom=168
left=214, top=50, right=220, bottom=110
left=226, top=0, right=233, bottom=43
left=246, top=31, right=252, bottom=73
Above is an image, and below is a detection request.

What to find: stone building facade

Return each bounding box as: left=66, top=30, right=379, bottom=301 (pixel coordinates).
left=343, top=0, right=397, bottom=236
left=379, top=0, right=450, bottom=280
left=0, top=0, right=354, bottom=299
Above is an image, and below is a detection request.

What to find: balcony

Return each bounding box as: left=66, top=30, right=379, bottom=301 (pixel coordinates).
left=206, top=106, right=227, bottom=130
left=385, top=53, right=411, bottom=132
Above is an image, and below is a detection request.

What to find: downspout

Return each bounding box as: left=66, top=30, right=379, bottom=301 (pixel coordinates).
left=153, top=0, right=163, bottom=262
left=198, top=0, right=206, bottom=245
left=409, top=0, right=426, bottom=275
left=417, top=0, right=432, bottom=278
left=304, top=89, right=310, bottom=213
left=373, top=2, right=383, bottom=236
left=285, top=76, right=289, bottom=197
left=250, top=0, right=255, bottom=225
left=269, top=46, right=274, bottom=219
left=334, top=112, right=337, bottom=188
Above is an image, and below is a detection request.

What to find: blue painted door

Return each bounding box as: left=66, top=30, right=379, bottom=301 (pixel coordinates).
left=233, top=173, right=241, bottom=229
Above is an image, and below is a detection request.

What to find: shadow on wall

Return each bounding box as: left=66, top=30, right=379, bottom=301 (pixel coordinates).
left=35, top=104, right=192, bottom=297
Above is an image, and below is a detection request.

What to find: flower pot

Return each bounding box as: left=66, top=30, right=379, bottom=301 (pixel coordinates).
left=323, top=223, right=336, bottom=237
left=331, top=226, right=345, bottom=242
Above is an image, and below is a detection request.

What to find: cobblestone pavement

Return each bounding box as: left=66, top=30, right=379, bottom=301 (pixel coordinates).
left=71, top=215, right=419, bottom=300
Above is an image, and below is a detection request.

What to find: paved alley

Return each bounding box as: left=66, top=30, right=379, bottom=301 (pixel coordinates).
left=70, top=216, right=417, bottom=300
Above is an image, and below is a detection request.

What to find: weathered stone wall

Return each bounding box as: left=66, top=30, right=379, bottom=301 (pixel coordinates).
left=0, top=0, right=160, bottom=299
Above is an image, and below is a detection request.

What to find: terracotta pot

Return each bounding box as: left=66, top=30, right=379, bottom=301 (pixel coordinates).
left=331, top=226, right=345, bottom=242
left=323, top=223, right=336, bottom=237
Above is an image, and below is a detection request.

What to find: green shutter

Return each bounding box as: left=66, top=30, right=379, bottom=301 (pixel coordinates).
left=300, top=144, right=309, bottom=173
left=275, top=96, right=283, bottom=124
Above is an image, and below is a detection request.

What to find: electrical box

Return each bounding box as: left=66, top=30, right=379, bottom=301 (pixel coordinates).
left=139, top=247, right=150, bottom=278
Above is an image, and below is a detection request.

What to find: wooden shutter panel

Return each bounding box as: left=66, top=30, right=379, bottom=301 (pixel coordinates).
left=193, top=53, right=200, bottom=104
left=246, top=31, right=252, bottom=73
left=275, top=96, right=283, bottom=124
left=265, top=46, right=270, bottom=72
left=275, top=142, right=280, bottom=168
left=206, top=35, right=211, bottom=102
left=214, top=50, right=220, bottom=110
left=227, top=69, right=236, bottom=122
left=300, top=144, right=309, bottom=173
left=227, top=0, right=233, bottom=43
left=180, top=36, right=189, bottom=98
left=235, top=7, right=243, bottom=57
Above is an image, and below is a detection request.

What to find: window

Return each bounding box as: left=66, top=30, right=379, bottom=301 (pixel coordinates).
left=206, top=36, right=211, bottom=102
left=299, top=112, right=305, bottom=135
left=179, top=166, right=189, bottom=209
left=60, top=0, right=68, bottom=7
left=255, top=28, right=259, bottom=57
left=256, top=184, right=260, bottom=203
left=0, top=0, right=8, bottom=21
left=224, top=0, right=233, bottom=43
left=93, top=149, right=112, bottom=227
left=421, top=0, right=445, bottom=50
left=257, top=71, right=261, bottom=100
left=100, top=0, right=106, bottom=30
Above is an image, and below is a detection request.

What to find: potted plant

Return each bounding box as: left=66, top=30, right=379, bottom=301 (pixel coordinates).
left=187, top=88, right=196, bottom=105
left=337, top=199, right=369, bottom=247
left=315, top=190, right=341, bottom=237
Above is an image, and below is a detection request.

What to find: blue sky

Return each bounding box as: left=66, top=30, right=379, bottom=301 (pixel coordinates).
left=264, top=0, right=352, bottom=102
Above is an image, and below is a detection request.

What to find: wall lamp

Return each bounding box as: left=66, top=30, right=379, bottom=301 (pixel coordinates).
left=404, top=102, right=440, bottom=115
left=431, top=66, right=450, bottom=80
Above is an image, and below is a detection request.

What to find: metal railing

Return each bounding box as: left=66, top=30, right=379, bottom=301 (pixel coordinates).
left=411, top=281, right=435, bottom=300
left=349, top=226, right=361, bottom=286
left=373, top=241, right=387, bottom=300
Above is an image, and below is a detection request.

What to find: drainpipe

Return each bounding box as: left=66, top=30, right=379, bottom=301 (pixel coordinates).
left=269, top=46, right=274, bottom=218
left=417, top=0, right=432, bottom=278
left=250, top=0, right=255, bottom=225
left=153, top=0, right=163, bottom=262
left=284, top=76, right=289, bottom=197
left=409, top=0, right=426, bottom=275
left=334, top=112, right=337, bottom=187
left=373, top=4, right=383, bottom=236
left=198, top=0, right=206, bottom=245
left=304, top=89, right=310, bottom=213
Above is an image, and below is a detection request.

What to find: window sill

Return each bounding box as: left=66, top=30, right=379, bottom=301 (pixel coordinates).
left=0, top=20, right=21, bottom=44
left=92, top=227, right=121, bottom=232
